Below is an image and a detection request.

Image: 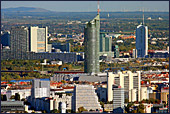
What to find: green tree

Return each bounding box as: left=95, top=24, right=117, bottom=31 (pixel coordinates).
left=78, top=106, right=87, bottom=113
left=66, top=109, right=72, bottom=113
left=61, top=80, right=66, bottom=84
left=10, top=95, right=15, bottom=100
left=131, top=110, right=137, bottom=113
left=99, top=101, right=104, bottom=108
left=137, top=104, right=145, bottom=113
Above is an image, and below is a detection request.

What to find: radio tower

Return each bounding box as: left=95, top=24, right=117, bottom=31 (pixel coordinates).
left=97, top=0, right=100, bottom=14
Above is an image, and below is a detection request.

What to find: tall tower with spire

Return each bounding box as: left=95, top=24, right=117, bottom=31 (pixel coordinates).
left=84, top=1, right=100, bottom=74
left=136, top=9, right=148, bottom=58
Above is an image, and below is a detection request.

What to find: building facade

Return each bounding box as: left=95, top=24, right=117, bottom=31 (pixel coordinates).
left=10, top=26, right=29, bottom=58
left=113, top=45, right=119, bottom=58
left=1, top=101, right=28, bottom=112
left=29, top=26, right=48, bottom=52
left=31, top=79, right=50, bottom=108
left=6, top=89, right=31, bottom=101
left=72, top=85, right=102, bottom=112
left=113, top=85, right=124, bottom=113
left=107, top=71, right=141, bottom=102
left=84, top=14, right=100, bottom=74
left=1, top=31, right=10, bottom=47
left=52, top=43, right=70, bottom=52
left=136, top=24, right=148, bottom=58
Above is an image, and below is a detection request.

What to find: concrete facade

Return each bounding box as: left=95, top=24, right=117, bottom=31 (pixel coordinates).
left=113, top=86, right=124, bottom=113
left=72, top=85, right=102, bottom=112
left=30, top=26, right=48, bottom=52
left=107, top=71, right=141, bottom=102
left=6, top=89, right=31, bottom=101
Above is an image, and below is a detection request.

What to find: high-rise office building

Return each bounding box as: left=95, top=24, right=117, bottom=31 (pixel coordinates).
left=100, top=33, right=112, bottom=52
left=29, top=26, right=48, bottom=52
left=84, top=14, right=100, bottom=74
left=10, top=26, right=29, bottom=58
left=107, top=71, right=141, bottom=102
left=136, top=13, right=148, bottom=58
left=99, top=33, right=114, bottom=61
left=31, top=79, right=50, bottom=108
left=113, top=85, right=124, bottom=113
left=1, top=31, right=10, bottom=47
left=113, top=45, right=119, bottom=58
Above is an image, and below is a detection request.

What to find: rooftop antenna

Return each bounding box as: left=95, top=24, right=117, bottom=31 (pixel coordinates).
left=143, top=8, right=144, bottom=25
left=97, top=0, right=100, bottom=14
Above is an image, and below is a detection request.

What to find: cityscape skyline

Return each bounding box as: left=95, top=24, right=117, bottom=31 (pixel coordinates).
left=1, top=1, right=169, bottom=12
left=1, top=1, right=169, bottom=113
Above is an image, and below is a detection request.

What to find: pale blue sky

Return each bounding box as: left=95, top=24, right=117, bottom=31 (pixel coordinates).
left=1, top=1, right=169, bottom=12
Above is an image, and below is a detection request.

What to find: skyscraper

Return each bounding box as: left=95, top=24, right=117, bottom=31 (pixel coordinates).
left=10, top=26, right=29, bottom=58
left=113, top=45, right=119, bottom=58
left=1, top=31, right=10, bottom=47
left=31, top=79, right=50, bottom=108
left=100, top=33, right=112, bottom=52
left=29, top=26, right=48, bottom=52
left=136, top=12, right=148, bottom=58
left=84, top=14, right=100, bottom=74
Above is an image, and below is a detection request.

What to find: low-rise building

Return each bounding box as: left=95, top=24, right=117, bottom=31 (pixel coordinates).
left=6, top=89, right=31, bottom=101
left=1, top=101, right=28, bottom=112
left=72, top=85, right=102, bottom=112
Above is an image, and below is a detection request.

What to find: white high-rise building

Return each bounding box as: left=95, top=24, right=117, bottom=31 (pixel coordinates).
left=107, top=71, right=141, bottom=102
left=29, top=26, right=49, bottom=52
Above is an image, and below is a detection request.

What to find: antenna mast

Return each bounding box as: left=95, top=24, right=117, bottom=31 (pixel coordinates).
left=97, top=0, right=100, bottom=14
left=143, top=8, right=144, bottom=25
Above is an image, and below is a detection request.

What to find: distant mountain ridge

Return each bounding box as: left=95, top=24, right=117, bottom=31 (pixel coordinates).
left=2, top=7, right=53, bottom=13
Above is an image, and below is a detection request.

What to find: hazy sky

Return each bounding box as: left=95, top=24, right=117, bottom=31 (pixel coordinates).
left=1, top=1, right=169, bottom=12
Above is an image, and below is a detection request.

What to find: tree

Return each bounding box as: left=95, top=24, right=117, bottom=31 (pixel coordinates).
left=15, top=93, right=20, bottom=101
left=66, top=109, right=72, bottom=113
left=131, top=110, right=137, bottom=113
left=50, top=109, right=58, bottom=113
left=99, top=101, right=104, bottom=108
left=10, top=95, right=15, bottom=100
left=137, top=104, right=145, bottom=113
left=125, top=103, right=134, bottom=113
left=61, top=80, right=66, bottom=84
left=1, top=94, right=7, bottom=101
left=42, top=110, right=46, bottom=113
left=78, top=106, right=87, bottom=113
